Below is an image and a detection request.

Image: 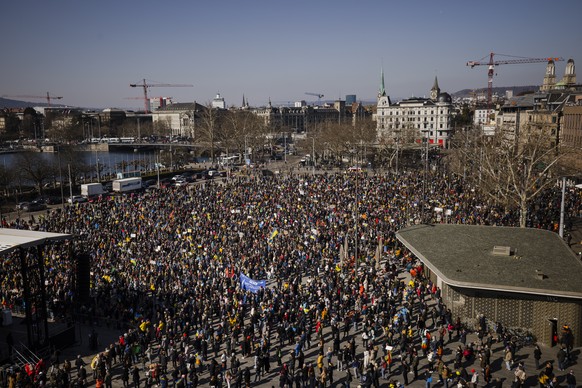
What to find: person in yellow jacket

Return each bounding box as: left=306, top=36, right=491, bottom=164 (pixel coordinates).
left=139, top=320, right=150, bottom=333
left=317, top=352, right=324, bottom=373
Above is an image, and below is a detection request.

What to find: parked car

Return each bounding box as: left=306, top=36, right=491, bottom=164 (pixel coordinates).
left=203, top=169, right=219, bottom=179
left=142, top=179, right=157, bottom=188
left=35, top=196, right=61, bottom=205
left=23, top=201, right=47, bottom=212
left=16, top=202, right=30, bottom=211
left=67, top=195, right=88, bottom=204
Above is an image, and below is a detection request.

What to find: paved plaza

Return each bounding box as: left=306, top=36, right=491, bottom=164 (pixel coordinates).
left=1, top=168, right=581, bottom=388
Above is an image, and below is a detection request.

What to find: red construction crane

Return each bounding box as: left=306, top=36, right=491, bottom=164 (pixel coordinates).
left=467, top=53, right=564, bottom=111
left=3, top=92, right=63, bottom=107
left=129, top=79, right=193, bottom=113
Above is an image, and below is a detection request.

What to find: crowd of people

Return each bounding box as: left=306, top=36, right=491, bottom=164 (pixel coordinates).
left=0, top=169, right=580, bottom=388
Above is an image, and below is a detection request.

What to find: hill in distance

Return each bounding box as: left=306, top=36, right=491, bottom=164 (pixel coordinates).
left=452, top=85, right=539, bottom=99
left=0, top=97, right=69, bottom=109
left=1, top=85, right=540, bottom=110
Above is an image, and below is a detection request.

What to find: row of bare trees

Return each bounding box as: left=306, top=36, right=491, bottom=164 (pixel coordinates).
left=447, top=125, right=581, bottom=227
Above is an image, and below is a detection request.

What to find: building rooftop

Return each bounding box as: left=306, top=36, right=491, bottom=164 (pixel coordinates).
left=396, top=224, right=582, bottom=299
left=0, top=229, right=72, bottom=255
left=155, top=102, right=205, bottom=112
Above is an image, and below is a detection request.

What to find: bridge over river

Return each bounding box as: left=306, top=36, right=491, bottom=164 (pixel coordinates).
left=44, top=141, right=220, bottom=157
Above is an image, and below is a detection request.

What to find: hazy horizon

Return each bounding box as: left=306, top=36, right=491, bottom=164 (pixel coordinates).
left=2, top=0, right=580, bottom=110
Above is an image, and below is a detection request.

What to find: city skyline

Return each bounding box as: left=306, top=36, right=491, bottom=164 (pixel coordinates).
left=1, top=0, right=581, bottom=110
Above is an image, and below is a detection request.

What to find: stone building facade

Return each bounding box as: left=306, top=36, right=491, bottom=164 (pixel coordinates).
left=375, top=70, right=453, bottom=147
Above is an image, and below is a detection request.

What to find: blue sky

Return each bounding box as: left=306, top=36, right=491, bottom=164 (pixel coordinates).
left=2, top=0, right=581, bottom=109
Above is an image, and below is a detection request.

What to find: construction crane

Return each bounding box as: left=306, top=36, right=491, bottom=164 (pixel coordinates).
left=305, top=92, right=324, bottom=106
left=124, top=96, right=173, bottom=112
left=466, top=52, right=564, bottom=111
left=129, top=79, right=193, bottom=113
left=3, top=92, right=63, bottom=107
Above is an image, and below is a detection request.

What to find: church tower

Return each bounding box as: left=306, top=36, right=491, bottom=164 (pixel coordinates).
left=378, top=67, right=386, bottom=98
left=541, top=59, right=556, bottom=92
left=377, top=67, right=391, bottom=106
left=430, top=76, right=440, bottom=100
left=561, top=59, right=576, bottom=87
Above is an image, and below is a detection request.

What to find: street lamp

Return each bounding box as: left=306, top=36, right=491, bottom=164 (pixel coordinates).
left=284, top=132, right=287, bottom=163
left=244, top=134, right=251, bottom=165
left=309, top=137, right=315, bottom=175
left=559, top=176, right=566, bottom=238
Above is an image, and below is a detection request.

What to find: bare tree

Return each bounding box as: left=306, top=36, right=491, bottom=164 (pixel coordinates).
left=221, top=110, right=264, bottom=158
left=453, top=127, right=578, bottom=227
left=197, top=103, right=225, bottom=163
left=0, top=164, right=15, bottom=196
left=58, top=146, right=91, bottom=187
left=376, top=124, right=419, bottom=169
left=15, top=152, right=55, bottom=194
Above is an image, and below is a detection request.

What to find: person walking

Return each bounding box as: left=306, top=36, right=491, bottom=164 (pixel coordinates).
left=401, top=360, right=410, bottom=386
left=566, top=370, right=576, bottom=388
left=132, top=365, right=141, bottom=388
left=534, top=345, right=542, bottom=369
left=557, top=346, right=567, bottom=371
left=425, top=371, right=433, bottom=388
left=504, top=347, right=513, bottom=371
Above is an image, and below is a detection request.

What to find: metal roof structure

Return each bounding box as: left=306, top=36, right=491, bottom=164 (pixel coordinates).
left=396, top=224, right=582, bottom=299
left=0, top=229, right=72, bottom=255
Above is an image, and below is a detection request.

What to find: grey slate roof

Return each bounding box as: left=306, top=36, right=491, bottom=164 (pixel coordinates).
left=396, top=224, right=582, bottom=299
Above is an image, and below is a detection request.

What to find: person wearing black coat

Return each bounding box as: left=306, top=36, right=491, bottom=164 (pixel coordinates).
left=243, top=367, right=251, bottom=387
left=401, top=361, right=410, bottom=385
left=132, top=365, right=141, bottom=388
left=533, top=345, right=542, bottom=369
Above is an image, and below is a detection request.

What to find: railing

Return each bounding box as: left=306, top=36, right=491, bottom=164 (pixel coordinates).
left=10, top=342, right=42, bottom=369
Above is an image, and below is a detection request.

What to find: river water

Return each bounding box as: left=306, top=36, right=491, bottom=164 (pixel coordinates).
left=1, top=150, right=156, bottom=177
left=2, top=150, right=207, bottom=184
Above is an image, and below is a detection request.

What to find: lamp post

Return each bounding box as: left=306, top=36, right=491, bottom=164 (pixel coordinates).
left=354, top=165, right=358, bottom=271
left=57, top=145, right=65, bottom=206
left=312, top=137, right=315, bottom=175
left=68, top=164, right=73, bottom=203
left=96, top=156, right=101, bottom=182
left=559, top=176, right=566, bottom=238
left=156, top=153, right=161, bottom=188
left=395, top=136, right=400, bottom=175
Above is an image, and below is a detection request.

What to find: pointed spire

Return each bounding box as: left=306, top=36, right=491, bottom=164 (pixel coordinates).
left=430, top=76, right=440, bottom=100
left=242, top=94, right=246, bottom=108
left=379, top=67, right=386, bottom=98
left=432, top=76, right=439, bottom=91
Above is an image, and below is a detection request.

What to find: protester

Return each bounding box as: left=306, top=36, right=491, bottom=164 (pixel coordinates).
left=0, top=170, right=579, bottom=387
